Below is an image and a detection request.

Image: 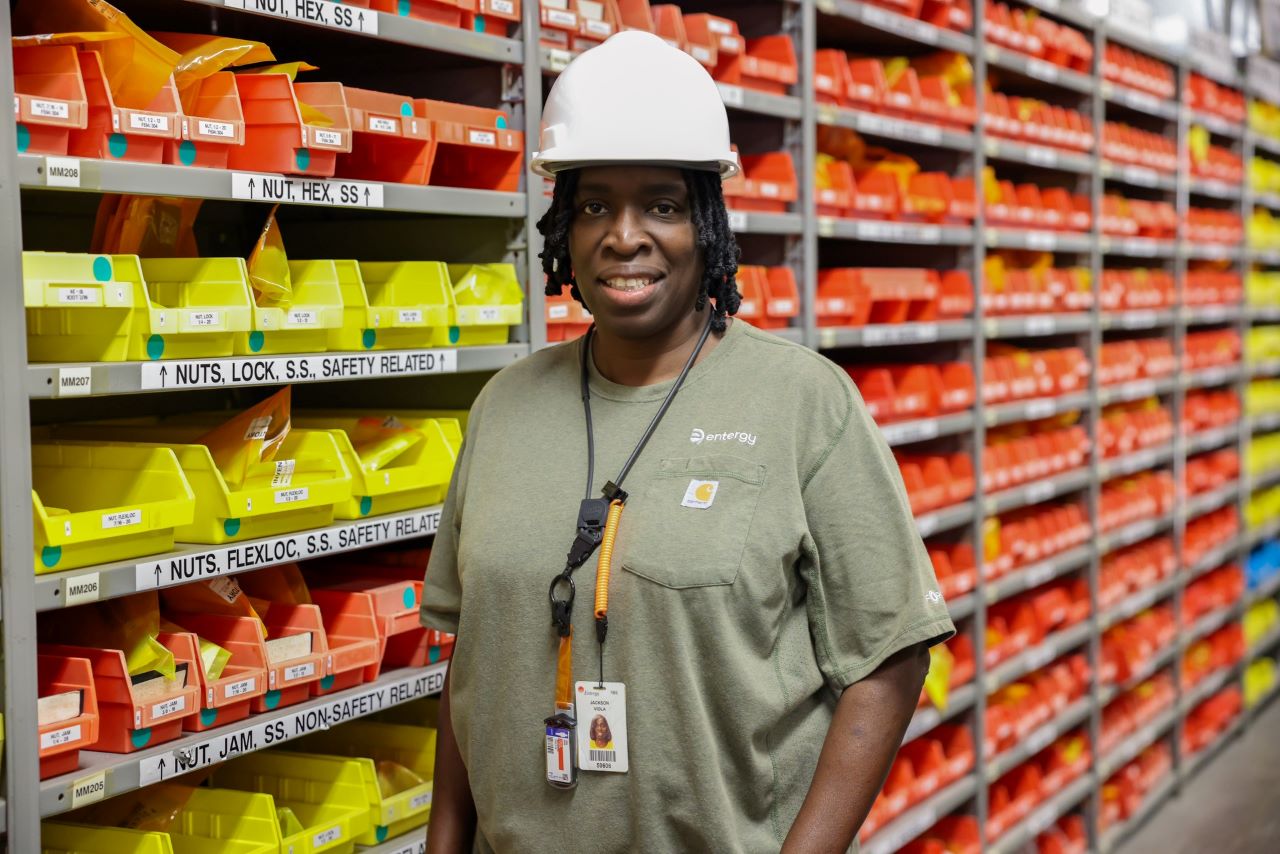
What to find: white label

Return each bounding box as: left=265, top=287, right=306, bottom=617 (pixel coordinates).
left=244, top=416, right=272, bottom=441
left=224, top=0, right=379, bottom=33
left=272, top=459, right=296, bottom=488
left=727, top=210, right=749, bottom=231
left=284, top=662, right=316, bottom=682
left=708, top=19, right=732, bottom=34
left=313, top=827, right=343, bottom=847
left=368, top=116, right=399, bottom=134
left=231, top=173, right=385, bottom=209
left=70, top=771, right=106, bottom=808
left=491, top=0, right=515, bottom=12
left=469, top=129, right=497, bottom=147
left=41, top=724, right=83, bottom=750
left=314, top=128, right=343, bottom=147
left=548, top=304, right=570, bottom=319
left=863, top=3, right=938, bottom=44
left=546, top=48, right=572, bottom=72
left=56, top=287, right=95, bottom=305
left=102, top=509, right=142, bottom=529
left=198, top=119, right=236, bottom=139
left=208, top=576, right=244, bottom=604
left=57, top=366, right=93, bottom=397
left=681, top=479, right=720, bottom=510
left=287, top=309, right=318, bottom=326
left=152, top=695, right=187, bottom=719
left=1027, top=231, right=1058, bottom=251
left=398, top=309, right=423, bottom=323
left=31, top=98, right=70, bottom=119
left=45, top=156, right=81, bottom=187
left=275, top=487, right=310, bottom=505
left=717, top=84, right=745, bottom=107
left=575, top=681, right=629, bottom=772
left=137, top=351, right=458, bottom=390
left=547, top=9, right=576, bottom=26
left=130, top=113, right=170, bottom=132
left=410, top=790, right=433, bottom=810
left=1028, top=59, right=1060, bottom=83
left=585, top=19, right=612, bottom=36
left=188, top=310, right=221, bottom=328
left=225, top=677, right=257, bottom=699
left=1026, top=144, right=1059, bottom=167
left=64, top=572, right=101, bottom=606
left=477, top=305, right=502, bottom=322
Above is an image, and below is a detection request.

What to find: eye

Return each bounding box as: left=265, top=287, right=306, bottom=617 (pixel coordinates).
left=580, top=201, right=607, bottom=216
left=651, top=201, right=679, bottom=216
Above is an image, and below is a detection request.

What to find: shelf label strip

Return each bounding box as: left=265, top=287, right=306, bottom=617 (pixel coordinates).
left=223, top=0, right=379, bottom=34
left=231, top=172, right=385, bottom=208
left=138, top=349, right=458, bottom=390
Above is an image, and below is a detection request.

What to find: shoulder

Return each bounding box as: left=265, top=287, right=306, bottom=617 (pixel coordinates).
left=469, top=338, right=580, bottom=423
left=726, top=321, right=859, bottom=424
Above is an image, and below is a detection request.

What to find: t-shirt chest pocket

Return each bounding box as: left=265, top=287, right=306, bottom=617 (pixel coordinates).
left=620, top=455, right=766, bottom=589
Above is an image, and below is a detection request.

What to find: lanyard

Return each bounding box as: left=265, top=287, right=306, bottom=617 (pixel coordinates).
left=544, top=315, right=713, bottom=786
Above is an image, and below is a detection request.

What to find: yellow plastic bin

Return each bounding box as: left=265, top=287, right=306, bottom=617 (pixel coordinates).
left=49, top=425, right=353, bottom=544
left=234, top=260, right=345, bottom=356
left=447, top=263, right=524, bottom=346
left=334, top=261, right=452, bottom=351
left=292, top=721, right=437, bottom=845
left=23, top=252, right=145, bottom=363
left=135, top=258, right=255, bottom=361
left=393, top=411, right=465, bottom=451
left=32, top=442, right=196, bottom=574
left=209, top=751, right=371, bottom=854
left=292, top=413, right=460, bottom=519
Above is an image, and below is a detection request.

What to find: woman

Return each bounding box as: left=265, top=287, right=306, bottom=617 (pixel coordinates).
left=423, top=31, right=954, bottom=853
left=589, top=715, right=614, bottom=751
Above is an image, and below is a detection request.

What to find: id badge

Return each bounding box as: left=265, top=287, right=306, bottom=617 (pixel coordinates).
left=545, top=712, right=577, bottom=787
left=575, top=681, right=629, bottom=773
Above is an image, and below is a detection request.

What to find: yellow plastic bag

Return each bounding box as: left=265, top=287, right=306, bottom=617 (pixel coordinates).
left=161, top=619, right=231, bottom=681
left=161, top=576, right=266, bottom=637
left=248, top=204, right=293, bottom=308
left=238, top=61, right=319, bottom=80
left=92, top=195, right=203, bottom=257
left=240, top=563, right=312, bottom=619
left=70, top=783, right=196, bottom=832
left=48, top=592, right=175, bottom=680
left=351, top=416, right=423, bottom=471
left=151, top=33, right=276, bottom=90
left=195, top=386, right=292, bottom=490
left=923, top=641, right=954, bottom=710
left=15, top=0, right=181, bottom=109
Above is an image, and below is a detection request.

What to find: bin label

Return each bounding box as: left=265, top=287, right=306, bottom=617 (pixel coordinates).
left=130, top=113, right=170, bottom=132
left=398, top=309, right=423, bottom=323
left=231, top=173, right=385, bottom=209
left=469, top=129, right=497, bottom=147
left=287, top=309, right=318, bottom=326
left=410, top=790, right=433, bottom=810
left=275, top=486, right=310, bottom=505
left=45, top=156, right=81, bottom=188
left=198, top=119, right=236, bottom=139
left=369, top=116, right=400, bottom=134
left=64, top=572, right=101, bottom=606
left=56, top=287, right=96, bottom=305
left=491, top=0, right=515, bottom=13
left=56, top=366, right=93, bottom=397
left=284, top=662, right=317, bottom=682
left=41, top=724, right=82, bottom=750
left=314, top=827, right=343, bottom=847
left=188, top=310, right=221, bottom=328
left=225, top=677, right=257, bottom=699
left=548, top=304, right=569, bottom=319
left=139, top=350, right=458, bottom=391
left=314, top=128, right=344, bottom=147
left=102, top=509, right=142, bottom=529
left=133, top=507, right=441, bottom=592
left=224, top=0, right=379, bottom=34
left=477, top=306, right=502, bottom=322
left=716, top=83, right=745, bottom=107
left=153, top=695, right=187, bottom=719
left=70, top=771, right=107, bottom=808
left=31, top=98, right=70, bottom=119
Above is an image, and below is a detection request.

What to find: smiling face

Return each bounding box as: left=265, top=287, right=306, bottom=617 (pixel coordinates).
left=568, top=166, right=704, bottom=343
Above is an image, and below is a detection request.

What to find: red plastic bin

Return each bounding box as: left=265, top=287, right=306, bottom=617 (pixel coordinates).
left=228, top=75, right=353, bottom=177
left=69, top=50, right=181, bottom=164
left=416, top=98, right=523, bottom=191
left=158, top=620, right=268, bottom=732
left=13, top=44, right=88, bottom=156
left=339, top=87, right=436, bottom=185
left=37, top=652, right=100, bottom=779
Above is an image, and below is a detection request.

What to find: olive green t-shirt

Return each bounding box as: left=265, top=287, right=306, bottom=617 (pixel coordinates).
left=421, top=319, right=955, bottom=853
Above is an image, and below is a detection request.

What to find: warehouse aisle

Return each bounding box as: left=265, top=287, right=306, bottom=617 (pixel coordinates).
left=1119, top=698, right=1280, bottom=853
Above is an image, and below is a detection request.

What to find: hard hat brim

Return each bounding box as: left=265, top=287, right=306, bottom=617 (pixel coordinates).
left=530, top=154, right=740, bottom=181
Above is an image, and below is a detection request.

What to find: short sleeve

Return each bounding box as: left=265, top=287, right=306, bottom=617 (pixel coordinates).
left=799, top=377, right=955, bottom=693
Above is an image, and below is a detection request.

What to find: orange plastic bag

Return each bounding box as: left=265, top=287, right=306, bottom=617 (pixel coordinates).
left=194, top=386, right=292, bottom=490
left=247, top=204, right=292, bottom=308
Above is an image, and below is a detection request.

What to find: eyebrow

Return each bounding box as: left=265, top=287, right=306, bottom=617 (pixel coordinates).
left=576, top=182, right=688, bottom=196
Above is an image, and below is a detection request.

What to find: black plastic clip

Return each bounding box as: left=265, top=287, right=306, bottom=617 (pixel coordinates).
left=548, top=571, right=575, bottom=638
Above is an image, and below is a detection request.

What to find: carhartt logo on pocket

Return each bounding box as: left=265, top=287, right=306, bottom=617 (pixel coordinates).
left=681, top=479, right=719, bottom=509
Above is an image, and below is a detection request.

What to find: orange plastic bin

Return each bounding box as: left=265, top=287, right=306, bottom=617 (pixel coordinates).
left=158, top=619, right=267, bottom=732
left=69, top=50, right=181, bottom=164
left=416, top=98, right=523, bottom=191
left=310, top=588, right=383, bottom=695
left=37, top=653, right=99, bottom=780
left=13, top=44, right=88, bottom=156
left=167, top=71, right=245, bottom=169
left=229, top=75, right=352, bottom=177
left=338, top=87, right=436, bottom=185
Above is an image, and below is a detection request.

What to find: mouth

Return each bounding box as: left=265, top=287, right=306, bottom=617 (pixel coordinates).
left=593, top=273, right=665, bottom=309
left=600, top=274, right=664, bottom=292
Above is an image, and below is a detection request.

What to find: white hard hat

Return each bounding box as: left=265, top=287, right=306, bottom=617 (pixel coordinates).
left=531, top=31, right=739, bottom=180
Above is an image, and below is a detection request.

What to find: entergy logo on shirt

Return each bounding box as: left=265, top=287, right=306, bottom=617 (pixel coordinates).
left=691, top=427, right=758, bottom=446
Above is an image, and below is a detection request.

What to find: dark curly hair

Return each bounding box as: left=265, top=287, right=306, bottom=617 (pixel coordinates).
left=536, top=168, right=742, bottom=332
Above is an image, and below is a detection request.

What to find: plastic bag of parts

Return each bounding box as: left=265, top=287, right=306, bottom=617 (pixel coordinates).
left=162, top=576, right=266, bottom=637
left=352, top=416, right=423, bottom=472
left=195, top=386, right=292, bottom=490
left=162, top=617, right=231, bottom=681
left=92, top=194, right=202, bottom=257
left=47, top=590, right=175, bottom=680
left=71, top=782, right=196, bottom=832
left=151, top=32, right=275, bottom=90
left=247, top=204, right=292, bottom=308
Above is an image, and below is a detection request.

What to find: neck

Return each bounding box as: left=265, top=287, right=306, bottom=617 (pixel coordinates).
left=591, top=313, right=722, bottom=387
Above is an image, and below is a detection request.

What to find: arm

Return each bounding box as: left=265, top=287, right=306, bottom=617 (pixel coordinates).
left=425, top=663, right=477, bottom=854
left=781, top=642, right=931, bottom=854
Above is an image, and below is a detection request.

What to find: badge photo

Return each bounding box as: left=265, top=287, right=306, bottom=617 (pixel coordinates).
left=575, top=681, right=629, bottom=773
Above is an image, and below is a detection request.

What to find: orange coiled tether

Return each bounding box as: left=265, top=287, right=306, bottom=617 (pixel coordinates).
left=593, top=500, right=625, bottom=620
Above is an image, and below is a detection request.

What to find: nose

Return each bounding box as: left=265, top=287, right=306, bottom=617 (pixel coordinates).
left=600, top=204, right=651, bottom=257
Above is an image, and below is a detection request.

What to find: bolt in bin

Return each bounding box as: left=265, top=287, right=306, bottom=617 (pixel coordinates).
left=38, top=653, right=100, bottom=780
left=447, top=263, right=524, bottom=345
left=338, top=88, right=436, bottom=185
left=416, top=98, right=523, bottom=191
left=13, top=44, right=88, bottom=156
left=293, top=720, right=437, bottom=844
left=291, top=413, right=459, bottom=519
left=23, top=252, right=144, bottom=363
left=233, top=259, right=346, bottom=356
left=157, top=621, right=267, bottom=732
left=31, top=441, right=195, bottom=574
left=69, top=50, right=181, bottom=164
left=229, top=75, right=352, bottom=178
left=40, top=639, right=200, bottom=753
left=168, top=71, right=245, bottom=168
left=210, top=751, right=372, bottom=854
left=134, top=257, right=256, bottom=360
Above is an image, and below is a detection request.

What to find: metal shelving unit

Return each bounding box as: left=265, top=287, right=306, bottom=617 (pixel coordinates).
left=2, top=0, right=1279, bottom=849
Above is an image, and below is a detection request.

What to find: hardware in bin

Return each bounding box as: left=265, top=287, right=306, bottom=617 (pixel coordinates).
left=31, top=441, right=196, bottom=574
left=229, top=76, right=352, bottom=177
left=136, top=257, right=256, bottom=361
left=38, top=653, right=100, bottom=779
left=329, top=259, right=448, bottom=351
left=293, top=720, right=438, bottom=844
left=168, top=610, right=325, bottom=714
left=44, top=786, right=282, bottom=853
left=23, top=252, right=145, bottom=363
left=157, top=621, right=268, bottom=732
left=447, top=263, right=524, bottom=345
left=40, top=641, right=199, bottom=753
left=210, top=751, right=372, bottom=854
left=291, top=413, right=459, bottom=519
left=13, top=44, right=89, bottom=156
left=233, top=259, right=346, bottom=356
left=49, top=423, right=352, bottom=544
